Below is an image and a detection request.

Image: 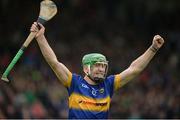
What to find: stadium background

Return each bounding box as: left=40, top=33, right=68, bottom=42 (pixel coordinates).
left=0, top=0, right=179, bottom=118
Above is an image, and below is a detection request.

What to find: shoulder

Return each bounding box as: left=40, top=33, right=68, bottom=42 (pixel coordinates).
left=103, top=75, right=115, bottom=86
left=71, top=73, right=84, bottom=84
left=104, top=74, right=121, bottom=88
left=68, top=73, right=83, bottom=93
left=72, top=73, right=82, bottom=79
left=106, top=75, right=115, bottom=82
left=106, top=75, right=115, bottom=80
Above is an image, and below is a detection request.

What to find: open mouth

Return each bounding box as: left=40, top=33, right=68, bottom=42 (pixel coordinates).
left=95, top=73, right=104, bottom=77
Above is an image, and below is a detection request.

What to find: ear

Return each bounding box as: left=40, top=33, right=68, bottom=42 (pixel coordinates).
left=83, top=65, right=89, bottom=74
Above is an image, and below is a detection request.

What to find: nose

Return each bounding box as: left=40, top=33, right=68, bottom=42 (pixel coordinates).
left=98, top=65, right=105, bottom=72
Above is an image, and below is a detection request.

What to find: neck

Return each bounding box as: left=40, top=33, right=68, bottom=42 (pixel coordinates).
left=84, top=75, right=97, bottom=85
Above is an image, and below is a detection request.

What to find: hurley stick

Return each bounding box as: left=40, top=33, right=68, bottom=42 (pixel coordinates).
left=1, top=0, right=57, bottom=82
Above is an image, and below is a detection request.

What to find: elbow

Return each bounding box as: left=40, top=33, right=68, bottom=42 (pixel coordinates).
left=130, top=67, right=141, bottom=76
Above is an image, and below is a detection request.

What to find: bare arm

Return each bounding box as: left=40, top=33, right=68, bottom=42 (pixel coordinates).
left=118, top=35, right=165, bottom=88
left=31, top=22, right=72, bottom=87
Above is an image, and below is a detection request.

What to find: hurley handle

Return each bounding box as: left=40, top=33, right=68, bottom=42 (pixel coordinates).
left=1, top=19, right=45, bottom=82
left=1, top=47, right=25, bottom=82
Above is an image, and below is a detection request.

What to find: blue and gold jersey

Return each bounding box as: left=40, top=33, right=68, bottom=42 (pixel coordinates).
left=63, top=73, right=121, bottom=119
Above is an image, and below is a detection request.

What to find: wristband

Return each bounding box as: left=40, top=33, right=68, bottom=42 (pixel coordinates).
left=150, top=45, right=158, bottom=52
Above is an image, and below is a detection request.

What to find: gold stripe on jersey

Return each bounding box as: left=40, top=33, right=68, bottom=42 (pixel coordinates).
left=67, top=72, right=72, bottom=88
left=69, top=93, right=111, bottom=111
left=114, top=74, right=121, bottom=91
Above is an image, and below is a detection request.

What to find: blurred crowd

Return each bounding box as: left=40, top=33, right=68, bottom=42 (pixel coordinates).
left=0, top=0, right=179, bottom=118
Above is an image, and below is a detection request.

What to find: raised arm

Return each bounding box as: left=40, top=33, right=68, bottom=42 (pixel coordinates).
left=118, top=35, right=164, bottom=88
left=31, top=22, right=72, bottom=87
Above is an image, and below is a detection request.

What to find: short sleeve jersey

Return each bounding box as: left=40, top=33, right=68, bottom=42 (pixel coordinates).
left=62, top=73, right=121, bottom=119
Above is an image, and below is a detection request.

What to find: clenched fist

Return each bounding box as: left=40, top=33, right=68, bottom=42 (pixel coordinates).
left=30, top=22, right=45, bottom=39
left=150, top=35, right=165, bottom=52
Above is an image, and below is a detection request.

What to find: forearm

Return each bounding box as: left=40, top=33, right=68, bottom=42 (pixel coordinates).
left=36, top=35, right=58, bottom=66
left=118, top=35, right=164, bottom=88
left=130, top=45, right=158, bottom=73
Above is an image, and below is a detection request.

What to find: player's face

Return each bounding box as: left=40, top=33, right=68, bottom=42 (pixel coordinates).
left=90, top=62, right=107, bottom=78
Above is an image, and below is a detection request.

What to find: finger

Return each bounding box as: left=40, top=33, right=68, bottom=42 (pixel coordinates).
left=155, top=35, right=163, bottom=41
left=155, top=35, right=161, bottom=38
left=33, top=22, right=42, bottom=30
left=155, top=36, right=161, bottom=40
left=30, top=28, right=38, bottom=33
left=30, top=25, right=36, bottom=31
left=37, top=22, right=43, bottom=27
left=31, top=24, right=39, bottom=32
left=157, top=39, right=162, bottom=44
left=32, top=25, right=39, bottom=32
left=33, top=22, right=38, bottom=26
left=37, top=23, right=45, bottom=30
left=32, top=24, right=38, bottom=28
left=30, top=28, right=38, bottom=32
